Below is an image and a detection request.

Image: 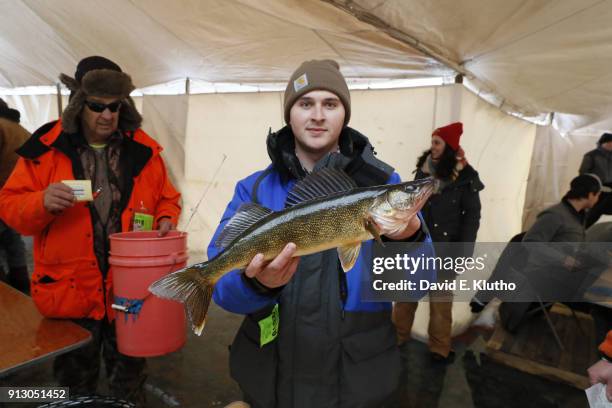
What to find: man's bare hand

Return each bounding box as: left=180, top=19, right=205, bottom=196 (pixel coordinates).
left=245, top=243, right=300, bottom=289
left=157, top=218, right=175, bottom=237
left=588, top=359, right=612, bottom=401
left=383, top=215, right=422, bottom=241
left=563, top=256, right=580, bottom=270
left=44, top=183, right=75, bottom=215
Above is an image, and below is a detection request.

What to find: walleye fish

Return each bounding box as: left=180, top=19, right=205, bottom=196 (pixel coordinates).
left=149, top=168, right=436, bottom=335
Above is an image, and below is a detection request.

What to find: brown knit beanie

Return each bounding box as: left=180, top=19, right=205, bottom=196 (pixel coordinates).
left=283, top=59, right=351, bottom=126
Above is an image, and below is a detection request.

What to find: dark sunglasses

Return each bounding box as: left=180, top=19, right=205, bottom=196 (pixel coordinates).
left=84, top=100, right=122, bottom=113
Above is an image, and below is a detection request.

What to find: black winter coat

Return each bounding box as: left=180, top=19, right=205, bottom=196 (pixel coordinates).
left=415, top=164, right=484, bottom=243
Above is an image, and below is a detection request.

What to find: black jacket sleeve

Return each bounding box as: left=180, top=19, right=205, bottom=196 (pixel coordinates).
left=459, top=179, right=483, bottom=243
left=578, top=153, right=593, bottom=175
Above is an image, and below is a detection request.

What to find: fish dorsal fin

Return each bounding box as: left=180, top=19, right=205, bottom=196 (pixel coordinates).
left=215, top=203, right=273, bottom=249
left=285, top=168, right=357, bottom=208
left=337, top=242, right=362, bottom=272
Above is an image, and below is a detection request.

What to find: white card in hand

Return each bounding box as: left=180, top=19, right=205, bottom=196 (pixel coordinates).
left=62, top=180, right=93, bottom=201
left=586, top=383, right=612, bottom=407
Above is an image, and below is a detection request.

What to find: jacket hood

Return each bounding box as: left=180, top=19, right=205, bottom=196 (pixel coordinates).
left=0, top=105, right=20, bottom=123
left=424, top=162, right=484, bottom=191
left=538, top=199, right=585, bottom=224
left=597, top=146, right=612, bottom=156
left=265, top=125, right=394, bottom=186
left=455, top=164, right=482, bottom=185
left=17, top=120, right=162, bottom=175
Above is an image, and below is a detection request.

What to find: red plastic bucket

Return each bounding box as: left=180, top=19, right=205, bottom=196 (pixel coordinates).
left=109, top=230, right=187, bottom=357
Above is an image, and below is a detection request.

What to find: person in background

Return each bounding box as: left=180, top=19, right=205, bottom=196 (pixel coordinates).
left=580, top=132, right=612, bottom=227
left=393, top=122, right=484, bottom=362
left=0, top=56, right=181, bottom=406
left=0, top=98, right=30, bottom=293
left=497, top=174, right=602, bottom=332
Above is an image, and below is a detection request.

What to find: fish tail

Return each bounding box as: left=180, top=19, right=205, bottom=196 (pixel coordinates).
left=148, top=262, right=216, bottom=336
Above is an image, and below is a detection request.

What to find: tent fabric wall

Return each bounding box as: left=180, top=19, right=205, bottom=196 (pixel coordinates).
left=522, top=125, right=604, bottom=231
left=179, top=91, right=284, bottom=253
left=2, top=94, right=62, bottom=133
left=3, top=85, right=535, bottom=252
left=2, top=93, right=140, bottom=134
left=3, top=85, right=535, bottom=342
left=141, top=95, right=189, bottom=183
left=458, top=87, right=536, bottom=242
left=157, top=84, right=535, bottom=253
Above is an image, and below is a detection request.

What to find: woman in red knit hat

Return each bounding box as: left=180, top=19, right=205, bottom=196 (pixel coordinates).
left=393, top=122, right=485, bottom=361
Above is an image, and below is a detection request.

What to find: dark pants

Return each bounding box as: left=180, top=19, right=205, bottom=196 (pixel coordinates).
left=0, top=219, right=29, bottom=293
left=243, top=392, right=399, bottom=408
left=591, top=304, right=612, bottom=346
left=586, top=191, right=612, bottom=228
left=53, top=318, right=147, bottom=407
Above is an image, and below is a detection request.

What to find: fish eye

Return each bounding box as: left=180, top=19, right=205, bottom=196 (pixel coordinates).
left=387, top=190, right=413, bottom=208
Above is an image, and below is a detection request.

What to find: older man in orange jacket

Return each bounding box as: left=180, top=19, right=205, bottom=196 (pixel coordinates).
left=0, top=56, right=181, bottom=406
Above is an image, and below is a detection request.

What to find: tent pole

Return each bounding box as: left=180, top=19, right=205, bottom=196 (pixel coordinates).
left=56, top=83, right=63, bottom=115
left=432, top=87, right=438, bottom=131
left=185, top=77, right=190, bottom=95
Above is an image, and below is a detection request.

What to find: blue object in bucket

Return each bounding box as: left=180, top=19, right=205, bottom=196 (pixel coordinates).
left=113, top=296, right=145, bottom=322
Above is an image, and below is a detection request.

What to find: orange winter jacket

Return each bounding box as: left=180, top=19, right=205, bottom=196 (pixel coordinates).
left=0, top=120, right=181, bottom=320
left=601, top=330, right=612, bottom=359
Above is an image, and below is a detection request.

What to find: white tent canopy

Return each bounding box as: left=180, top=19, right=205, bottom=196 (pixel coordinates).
left=0, top=0, right=450, bottom=88
left=3, top=0, right=612, bottom=133
left=336, top=0, right=612, bottom=133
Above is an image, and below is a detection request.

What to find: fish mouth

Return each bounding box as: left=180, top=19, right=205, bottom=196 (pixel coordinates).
left=407, top=177, right=437, bottom=211
left=377, top=177, right=437, bottom=216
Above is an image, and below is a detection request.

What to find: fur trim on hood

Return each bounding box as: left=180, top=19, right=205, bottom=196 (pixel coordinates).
left=0, top=98, right=20, bottom=123
left=59, top=69, right=142, bottom=134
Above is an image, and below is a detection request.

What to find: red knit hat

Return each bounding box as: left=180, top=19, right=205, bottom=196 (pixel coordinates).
left=432, top=122, right=463, bottom=151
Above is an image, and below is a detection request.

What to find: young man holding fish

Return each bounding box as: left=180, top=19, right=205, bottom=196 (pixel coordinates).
left=151, top=59, right=435, bottom=408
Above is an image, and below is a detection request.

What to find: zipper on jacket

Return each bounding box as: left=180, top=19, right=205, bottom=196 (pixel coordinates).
left=40, top=225, right=50, bottom=259
left=338, top=264, right=348, bottom=320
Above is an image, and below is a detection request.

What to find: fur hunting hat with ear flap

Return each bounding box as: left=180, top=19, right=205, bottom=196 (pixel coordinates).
left=59, top=56, right=142, bottom=134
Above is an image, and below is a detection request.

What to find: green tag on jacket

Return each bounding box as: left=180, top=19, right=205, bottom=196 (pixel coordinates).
left=133, top=212, right=154, bottom=231
left=259, top=303, right=279, bottom=347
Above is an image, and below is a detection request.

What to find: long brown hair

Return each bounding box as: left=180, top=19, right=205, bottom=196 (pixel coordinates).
left=415, top=145, right=457, bottom=179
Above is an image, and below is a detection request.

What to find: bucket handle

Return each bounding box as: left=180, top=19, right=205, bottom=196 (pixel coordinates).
left=111, top=303, right=129, bottom=312
left=112, top=295, right=149, bottom=322
left=168, top=251, right=188, bottom=265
